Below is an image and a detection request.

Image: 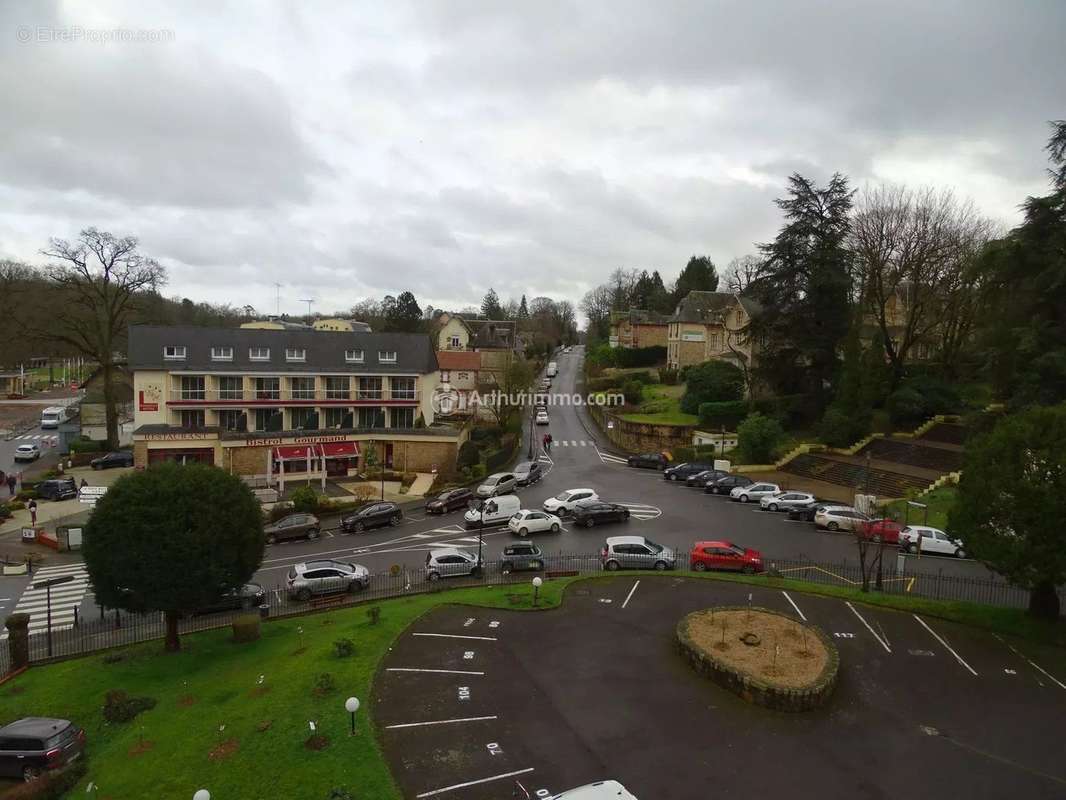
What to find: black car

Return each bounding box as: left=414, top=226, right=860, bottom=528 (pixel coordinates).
left=189, top=583, right=266, bottom=616
left=513, top=461, right=543, bottom=486
left=91, top=451, right=134, bottom=470
left=0, top=717, right=85, bottom=782
left=570, top=501, right=631, bottom=528
left=789, top=502, right=832, bottom=522
left=341, top=502, right=402, bottom=532
left=626, top=452, right=668, bottom=470
left=36, top=478, right=78, bottom=501
left=425, top=488, right=474, bottom=514
left=705, top=474, right=754, bottom=495
left=663, top=462, right=715, bottom=481
left=685, top=469, right=729, bottom=488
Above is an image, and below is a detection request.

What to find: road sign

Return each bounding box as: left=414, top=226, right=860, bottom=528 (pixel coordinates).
left=79, top=486, right=108, bottom=505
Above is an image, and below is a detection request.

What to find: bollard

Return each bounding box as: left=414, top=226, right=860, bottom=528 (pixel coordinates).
left=4, top=613, right=30, bottom=671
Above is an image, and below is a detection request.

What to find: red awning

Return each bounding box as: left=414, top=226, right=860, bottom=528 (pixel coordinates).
left=321, top=441, right=360, bottom=458
left=275, top=445, right=318, bottom=460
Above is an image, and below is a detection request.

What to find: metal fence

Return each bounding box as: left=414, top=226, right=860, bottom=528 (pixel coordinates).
left=2, top=552, right=1058, bottom=676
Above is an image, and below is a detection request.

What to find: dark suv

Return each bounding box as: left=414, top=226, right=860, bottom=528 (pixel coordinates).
left=425, top=488, right=474, bottom=514
left=705, top=474, right=753, bottom=495
left=341, top=502, right=402, bottom=532
left=627, top=452, right=668, bottom=470
left=36, top=478, right=78, bottom=501
left=90, top=451, right=134, bottom=470
left=499, top=543, right=544, bottom=573
left=663, top=462, right=715, bottom=481
left=570, top=501, right=630, bottom=528
left=0, top=717, right=85, bottom=782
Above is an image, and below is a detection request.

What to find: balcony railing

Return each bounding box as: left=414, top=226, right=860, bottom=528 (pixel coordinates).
left=168, top=389, right=421, bottom=404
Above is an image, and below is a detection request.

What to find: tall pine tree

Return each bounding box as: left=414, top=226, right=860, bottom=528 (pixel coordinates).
left=672, top=256, right=719, bottom=303
left=481, top=288, right=504, bottom=319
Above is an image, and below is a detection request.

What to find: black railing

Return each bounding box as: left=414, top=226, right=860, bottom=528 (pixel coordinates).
left=1, top=553, right=1059, bottom=676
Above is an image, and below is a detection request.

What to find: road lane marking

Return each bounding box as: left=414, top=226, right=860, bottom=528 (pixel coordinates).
left=845, top=601, right=892, bottom=653
left=412, top=633, right=498, bottom=642
left=993, top=634, right=1063, bottom=688
left=621, top=580, right=640, bottom=609
left=781, top=591, right=807, bottom=621
left=386, top=668, right=485, bottom=676
left=416, top=768, right=535, bottom=798
left=913, top=615, right=977, bottom=675
left=385, top=715, right=498, bottom=730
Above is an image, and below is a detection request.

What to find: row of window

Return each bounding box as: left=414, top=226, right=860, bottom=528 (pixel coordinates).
left=163, top=346, right=396, bottom=364
left=176, top=406, right=415, bottom=431
left=176, top=375, right=415, bottom=400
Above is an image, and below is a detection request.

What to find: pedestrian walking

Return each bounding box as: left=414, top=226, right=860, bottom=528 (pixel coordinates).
left=0, top=469, right=5, bottom=489
left=28, top=498, right=37, bottom=527
left=547, top=433, right=553, bottom=452
left=542, top=433, right=549, bottom=452
left=80, top=478, right=88, bottom=489
left=6, top=473, right=15, bottom=496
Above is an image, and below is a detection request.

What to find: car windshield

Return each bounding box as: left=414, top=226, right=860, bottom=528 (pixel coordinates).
left=515, top=464, right=530, bottom=473
left=645, top=539, right=664, bottom=553
left=555, top=492, right=571, bottom=501
left=728, top=544, right=746, bottom=556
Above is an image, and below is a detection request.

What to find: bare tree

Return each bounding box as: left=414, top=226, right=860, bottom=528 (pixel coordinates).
left=849, top=186, right=993, bottom=385
left=40, top=229, right=167, bottom=447
left=722, top=255, right=764, bottom=295
left=0, top=259, right=32, bottom=322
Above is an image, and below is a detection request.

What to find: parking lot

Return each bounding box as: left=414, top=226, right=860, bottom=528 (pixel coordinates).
left=373, top=576, right=1066, bottom=799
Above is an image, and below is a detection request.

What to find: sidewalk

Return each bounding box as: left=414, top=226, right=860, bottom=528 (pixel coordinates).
left=0, top=466, right=130, bottom=542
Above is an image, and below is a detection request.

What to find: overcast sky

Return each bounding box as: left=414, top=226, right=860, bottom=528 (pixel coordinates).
left=2, top=0, right=1063, bottom=322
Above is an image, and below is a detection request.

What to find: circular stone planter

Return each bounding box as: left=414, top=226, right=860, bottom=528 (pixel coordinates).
left=676, top=606, right=839, bottom=712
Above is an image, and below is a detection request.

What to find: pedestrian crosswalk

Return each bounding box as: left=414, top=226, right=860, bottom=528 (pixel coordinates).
left=0, top=563, right=91, bottom=639
left=13, top=434, right=58, bottom=442
left=596, top=449, right=629, bottom=465
left=557, top=440, right=592, bottom=447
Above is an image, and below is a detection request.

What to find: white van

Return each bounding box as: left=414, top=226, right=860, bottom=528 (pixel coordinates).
left=40, top=406, right=68, bottom=429
left=464, top=494, right=521, bottom=529
left=546, top=361, right=558, bottom=377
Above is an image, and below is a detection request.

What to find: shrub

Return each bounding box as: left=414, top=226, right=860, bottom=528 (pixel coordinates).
left=659, top=367, right=680, bottom=385
left=333, top=638, right=355, bottom=658
left=68, top=438, right=106, bottom=454
left=736, top=412, right=785, bottom=464
left=0, top=503, right=10, bottom=521
left=697, top=400, right=748, bottom=428
left=457, top=440, right=480, bottom=470
left=15, top=489, right=37, bottom=501
left=817, top=403, right=872, bottom=448
left=470, top=463, right=487, bottom=480
left=587, top=376, right=622, bottom=392
left=232, top=613, right=261, bottom=643
left=7, top=500, right=25, bottom=511
left=621, top=380, right=644, bottom=405
left=887, top=376, right=963, bottom=425
left=103, top=689, right=157, bottom=723
left=680, top=361, right=745, bottom=414
left=470, top=426, right=503, bottom=443
left=671, top=446, right=695, bottom=463
left=313, top=672, right=336, bottom=695
left=613, top=345, right=666, bottom=368
left=367, top=606, right=381, bottom=626
left=290, top=485, right=320, bottom=513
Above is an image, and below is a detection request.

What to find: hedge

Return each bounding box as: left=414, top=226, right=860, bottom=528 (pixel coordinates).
left=68, top=439, right=107, bottom=454
left=614, top=345, right=666, bottom=368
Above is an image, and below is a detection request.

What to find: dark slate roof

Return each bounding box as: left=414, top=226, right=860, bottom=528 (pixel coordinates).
left=127, top=325, right=438, bottom=374
left=465, top=319, right=517, bottom=350
left=611, top=308, right=670, bottom=325
left=670, top=291, right=739, bottom=323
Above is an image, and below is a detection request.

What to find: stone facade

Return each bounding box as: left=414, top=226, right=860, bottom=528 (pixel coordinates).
left=666, top=291, right=759, bottom=371
left=609, top=310, right=669, bottom=349
left=589, top=406, right=694, bottom=454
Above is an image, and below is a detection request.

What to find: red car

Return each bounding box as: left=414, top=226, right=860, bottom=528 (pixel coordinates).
left=690, top=541, right=764, bottom=574
left=861, top=519, right=902, bottom=545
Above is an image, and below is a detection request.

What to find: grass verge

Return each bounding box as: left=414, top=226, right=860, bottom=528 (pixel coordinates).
left=884, top=486, right=957, bottom=529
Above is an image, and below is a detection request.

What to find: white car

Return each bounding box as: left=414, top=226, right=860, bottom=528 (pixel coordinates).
left=425, top=548, right=482, bottom=580
left=13, top=443, right=41, bottom=462
left=543, top=488, right=599, bottom=515
left=899, top=525, right=967, bottom=558
left=729, top=482, right=780, bottom=503
left=548, top=780, right=638, bottom=799
left=508, top=509, right=562, bottom=537
left=535, top=410, right=550, bottom=425
left=759, top=491, right=816, bottom=512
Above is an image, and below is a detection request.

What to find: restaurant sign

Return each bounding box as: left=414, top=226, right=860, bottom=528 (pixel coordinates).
left=244, top=434, right=350, bottom=447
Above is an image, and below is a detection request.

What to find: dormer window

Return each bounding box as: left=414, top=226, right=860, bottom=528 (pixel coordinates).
left=285, top=348, right=306, bottom=362
left=163, top=346, right=186, bottom=360
left=345, top=349, right=364, bottom=363
left=211, top=346, right=233, bottom=361
left=378, top=351, right=397, bottom=363
left=249, top=347, right=270, bottom=361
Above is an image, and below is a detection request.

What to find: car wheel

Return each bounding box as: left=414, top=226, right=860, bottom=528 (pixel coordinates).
left=769, top=503, right=779, bottom=512
left=827, top=521, right=839, bottom=532
left=693, top=562, right=707, bottom=572
left=266, top=534, right=276, bottom=545
left=428, top=571, right=440, bottom=581
left=623, top=510, right=630, bottom=521
left=501, top=563, right=513, bottom=574
left=92, top=464, right=101, bottom=470
left=605, top=560, right=620, bottom=571
left=906, top=542, right=917, bottom=554
left=355, top=521, right=365, bottom=533
left=23, top=766, right=42, bottom=782
left=471, top=565, right=482, bottom=577
left=518, top=527, right=528, bottom=537
left=390, top=513, right=402, bottom=525
left=670, top=474, right=678, bottom=481
left=296, top=588, right=312, bottom=602
left=308, top=528, right=320, bottom=539
left=742, top=565, right=755, bottom=575
left=349, top=580, right=365, bottom=593
left=739, top=494, right=749, bottom=503
left=551, top=523, right=560, bottom=533
left=654, top=560, right=668, bottom=571
left=955, top=549, right=966, bottom=559
left=585, top=518, right=595, bottom=528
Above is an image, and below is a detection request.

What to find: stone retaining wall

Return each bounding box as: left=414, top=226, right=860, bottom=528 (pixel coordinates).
left=676, top=606, right=839, bottom=712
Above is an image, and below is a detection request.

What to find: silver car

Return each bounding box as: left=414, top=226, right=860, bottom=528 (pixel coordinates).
left=760, top=491, right=817, bottom=512
left=729, top=482, right=780, bottom=503
left=286, top=560, right=369, bottom=601
left=476, top=472, right=517, bottom=498
left=426, top=548, right=482, bottom=580
left=814, top=506, right=871, bottom=533
left=601, top=535, right=676, bottom=571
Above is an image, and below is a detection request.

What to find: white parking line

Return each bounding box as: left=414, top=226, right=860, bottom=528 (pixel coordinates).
left=621, top=580, right=640, bottom=609
left=386, top=668, right=485, bottom=676
left=416, top=768, right=535, bottom=798
left=845, top=602, right=892, bottom=653
left=781, top=591, right=807, bottom=621
left=994, top=634, right=1066, bottom=690
left=412, top=633, right=498, bottom=642
left=386, top=715, right=499, bottom=730
left=913, top=615, right=977, bottom=676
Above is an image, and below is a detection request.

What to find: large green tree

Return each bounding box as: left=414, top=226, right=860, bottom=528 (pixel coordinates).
left=680, top=360, right=745, bottom=414
left=382, top=291, right=423, bottom=332
left=949, top=404, right=1066, bottom=619
left=748, top=173, right=854, bottom=410
left=672, top=256, right=719, bottom=303
left=481, top=288, right=504, bottom=320
left=84, top=463, right=265, bottom=651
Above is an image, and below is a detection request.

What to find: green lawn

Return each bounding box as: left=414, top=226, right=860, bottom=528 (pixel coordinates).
left=884, top=486, right=958, bottom=530
left=3, top=570, right=1063, bottom=798
left=0, top=582, right=572, bottom=800
left=620, top=383, right=698, bottom=426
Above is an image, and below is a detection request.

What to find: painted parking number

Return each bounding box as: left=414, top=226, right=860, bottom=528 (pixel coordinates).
left=464, top=651, right=475, bottom=660
left=458, top=686, right=470, bottom=701
left=834, top=632, right=855, bottom=639
left=489, top=620, right=500, bottom=628
left=464, top=618, right=476, bottom=627
left=486, top=742, right=503, bottom=756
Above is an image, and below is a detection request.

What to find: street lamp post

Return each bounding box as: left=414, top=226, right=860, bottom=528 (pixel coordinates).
left=345, top=696, right=360, bottom=735
left=532, top=576, right=542, bottom=606
left=478, top=503, right=486, bottom=574
left=527, top=407, right=534, bottom=460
